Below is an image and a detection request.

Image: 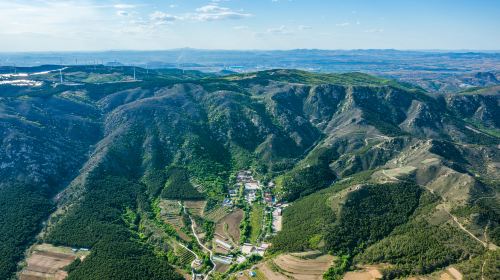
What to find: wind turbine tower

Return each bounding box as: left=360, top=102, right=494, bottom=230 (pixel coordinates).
left=59, top=69, right=63, bottom=84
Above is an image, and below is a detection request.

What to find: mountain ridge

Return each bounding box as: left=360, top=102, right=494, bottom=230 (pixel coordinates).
left=0, top=67, right=498, bottom=279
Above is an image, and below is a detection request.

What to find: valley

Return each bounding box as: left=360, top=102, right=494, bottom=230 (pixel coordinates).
left=0, top=65, right=498, bottom=280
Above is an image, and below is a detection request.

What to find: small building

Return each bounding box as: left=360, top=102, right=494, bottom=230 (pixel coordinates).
left=259, top=243, right=270, bottom=250
left=236, top=255, right=247, bottom=264
left=229, top=189, right=238, bottom=197
left=213, top=255, right=233, bottom=265
left=215, top=239, right=233, bottom=250
left=273, top=208, right=282, bottom=216
left=241, top=244, right=255, bottom=255
left=244, top=182, right=260, bottom=190
left=222, top=198, right=233, bottom=207
left=193, top=259, right=202, bottom=266
left=249, top=271, right=257, bottom=277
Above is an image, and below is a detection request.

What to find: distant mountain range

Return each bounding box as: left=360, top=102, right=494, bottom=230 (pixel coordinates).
left=1, top=49, right=499, bottom=73
left=2, top=49, right=499, bottom=95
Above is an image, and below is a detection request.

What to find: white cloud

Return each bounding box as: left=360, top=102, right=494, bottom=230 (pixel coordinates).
left=116, top=10, right=129, bottom=17
left=150, top=11, right=179, bottom=24
left=0, top=1, right=107, bottom=36
left=267, top=25, right=293, bottom=35
left=364, top=28, right=384, bottom=33
left=114, top=4, right=135, bottom=9
left=189, top=4, right=251, bottom=21
left=233, top=25, right=249, bottom=30
left=336, top=22, right=350, bottom=27
left=298, top=25, right=312, bottom=30
left=147, top=4, right=251, bottom=22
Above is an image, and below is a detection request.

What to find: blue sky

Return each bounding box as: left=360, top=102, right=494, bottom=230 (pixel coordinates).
left=0, top=0, right=499, bottom=51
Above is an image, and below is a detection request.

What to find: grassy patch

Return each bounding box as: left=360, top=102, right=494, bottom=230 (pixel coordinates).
left=249, top=204, right=265, bottom=243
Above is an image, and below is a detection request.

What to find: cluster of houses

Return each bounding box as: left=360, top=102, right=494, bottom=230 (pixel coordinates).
left=224, top=170, right=264, bottom=206
left=229, top=170, right=278, bottom=205
left=228, top=170, right=286, bottom=236
left=211, top=241, right=270, bottom=270
left=210, top=170, right=288, bottom=275
left=240, top=242, right=270, bottom=257
left=237, top=170, right=261, bottom=204
left=263, top=181, right=275, bottom=205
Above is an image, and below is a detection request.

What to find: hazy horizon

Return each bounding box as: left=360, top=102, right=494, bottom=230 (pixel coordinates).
left=1, top=48, right=500, bottom=54
left=1, top=0, right=500, bottom=52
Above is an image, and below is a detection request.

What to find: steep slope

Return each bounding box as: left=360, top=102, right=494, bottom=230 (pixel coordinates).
left=0, top=67, right=498, bottom=279
left=0, top=86, right=102, bottom=278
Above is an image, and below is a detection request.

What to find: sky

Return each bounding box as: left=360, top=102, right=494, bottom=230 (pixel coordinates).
left=0, top=0, right=499, bottom=51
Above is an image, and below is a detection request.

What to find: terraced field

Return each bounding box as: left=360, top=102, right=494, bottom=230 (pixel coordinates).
left=204, top=206, right=231, bottom=222
left=19, top=244, right=90, bottom=280
left=215, top=209, right=244, bottom=245
left=250, top=253, right=334, bottom=280
left=343, top=265, right=384, bottom=280
left=158, top=199, right=191, bottom=240
left=158, top=199, right=183, bottom=226
left=173, top=243, right=196, bottom=268
left=184, top=200, right=207, bottom=217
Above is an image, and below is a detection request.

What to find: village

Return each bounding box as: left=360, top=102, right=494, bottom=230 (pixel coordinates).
left=19, top=169, right=287, bottom=280
left=191, top=170, right=288, bottom=279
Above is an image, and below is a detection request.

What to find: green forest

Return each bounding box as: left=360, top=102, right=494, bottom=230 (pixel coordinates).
left=324, top=182, right=422, bottom=255
left=357, top=192, right=485, bottom=278
left=160, top=167, right=205, bottom=200
left=271, top=181, right=421, bottom=255
left=0, top=184, right=53, bottom=279
left=0, top=65, right=498, bottom=279
left=45, top=176, right=182, bottom=280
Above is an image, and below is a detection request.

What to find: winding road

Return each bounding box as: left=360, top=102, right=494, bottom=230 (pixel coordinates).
left=443, top=207, right=488, bottom=248
left=179, top=201, right=216, bottom=280
left=176, top=242, right=200, bottom=280
left=381, top=168, right=497, bottom=251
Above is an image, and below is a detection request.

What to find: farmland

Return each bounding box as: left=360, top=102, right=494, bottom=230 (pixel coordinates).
left=249, top=204, right=265, bottom=243
left=157, top=199, right=191, bottom=241
left=205, top=206, right=231, bottom=223
left=184, top=200, right=207, bottom=217
left=19, top=244, right=89, bottom=280
left=215, top=209, right=244, bottom=245
left=237, top=252, right=334, bottom=280
left=343, top=265, right=384, bottom=280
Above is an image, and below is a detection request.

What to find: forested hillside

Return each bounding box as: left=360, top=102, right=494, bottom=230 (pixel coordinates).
left=0, top=66, right=498, bottom=279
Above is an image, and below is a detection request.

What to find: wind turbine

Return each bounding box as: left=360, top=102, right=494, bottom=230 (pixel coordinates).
left=59, top=69, right=63, bottom=84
